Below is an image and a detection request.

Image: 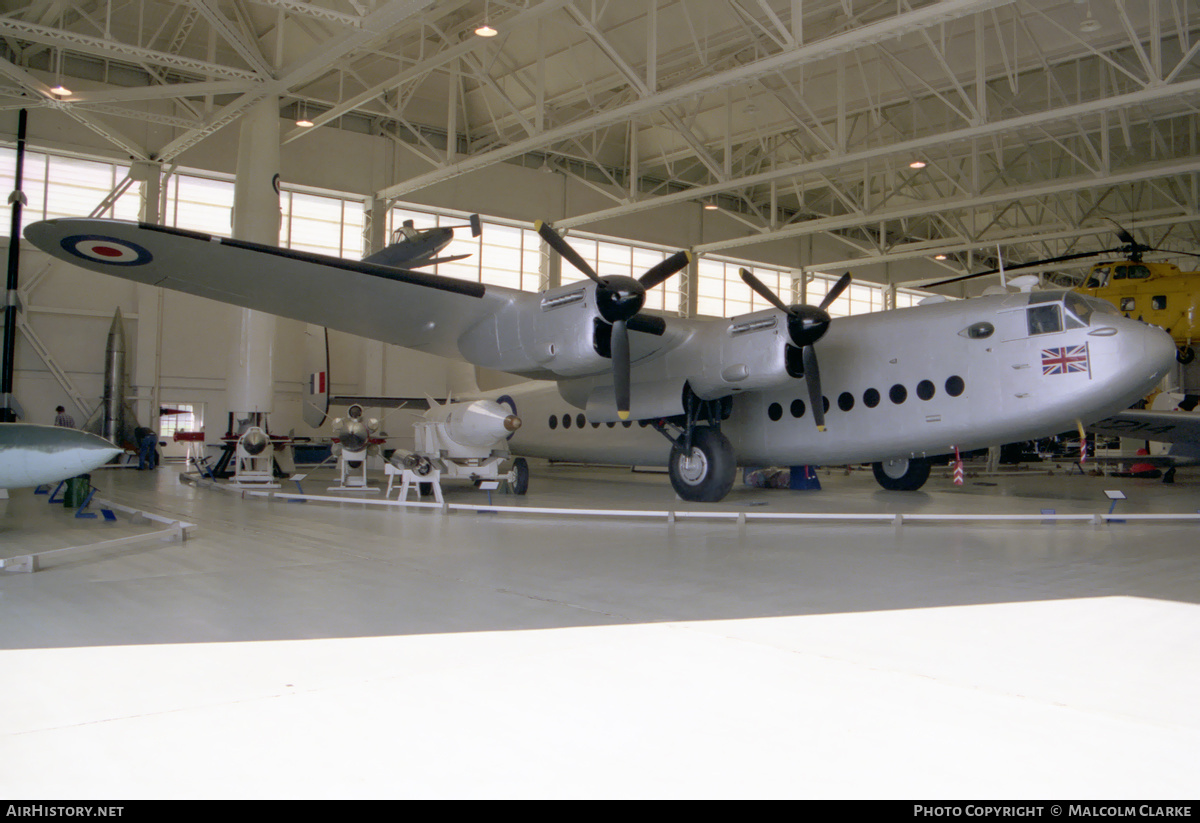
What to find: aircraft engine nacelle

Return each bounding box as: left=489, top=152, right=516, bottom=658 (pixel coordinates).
left=684, top=312, right=799, bottom=400
left=457, top=282, right=618, bottom=377
left=416, top=399, right=521, bottom=459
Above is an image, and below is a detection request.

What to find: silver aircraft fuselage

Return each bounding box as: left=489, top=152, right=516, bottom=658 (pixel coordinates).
left=498, top=290, right=1175, bottom=468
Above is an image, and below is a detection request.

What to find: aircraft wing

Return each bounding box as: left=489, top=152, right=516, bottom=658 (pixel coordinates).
left=1088, top=409, right=1200, bottom=446
left=24, top=218, right=515, bottom=363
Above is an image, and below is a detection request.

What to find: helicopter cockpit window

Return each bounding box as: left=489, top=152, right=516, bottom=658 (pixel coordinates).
left=1120, top=297, right=1136, bottom=313
left=1027, top=303, right=1063, bottom=336
left=1086, top=266, right=1110, bottom=288
left=1114, top=265, right=1151, bottom=280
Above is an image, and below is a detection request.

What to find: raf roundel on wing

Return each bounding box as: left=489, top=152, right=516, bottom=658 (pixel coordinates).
left=61, top=235, right=153, bottom=266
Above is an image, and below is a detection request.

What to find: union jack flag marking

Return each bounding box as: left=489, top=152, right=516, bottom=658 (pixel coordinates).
left=1042, top=344, right=1090, bottom=376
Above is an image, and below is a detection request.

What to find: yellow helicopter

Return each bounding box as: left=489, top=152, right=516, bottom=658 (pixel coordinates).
left=928, top=225, right=1200, bottom=364
left=1075, top=227, right=1199, bottom=364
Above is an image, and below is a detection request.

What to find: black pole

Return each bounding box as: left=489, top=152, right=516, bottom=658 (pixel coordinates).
left=1, top=108, right=27, bottom=422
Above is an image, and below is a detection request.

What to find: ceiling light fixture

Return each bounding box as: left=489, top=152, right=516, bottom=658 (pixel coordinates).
left=296, top=101, right=314, bottom=128
left=50, top=46, right=70, bottom=97
left=703, top=201, right=719, bottom=211
left=476, top=0, right=498, bottom=36
left=934, top=254, right=948, bottom=261
left=909, top=159, right=927, bottom=169
left=1080, top=1, right=1101, bottom=32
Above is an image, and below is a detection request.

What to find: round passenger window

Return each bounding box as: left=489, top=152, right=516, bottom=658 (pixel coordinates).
left=549, top=415, right=558, bottom=430
left=863, top=388, right=880, bottom=408
left=889, top=384, right=907, bottom=404
left=838, top=392, right=854, bottom=412
left=790, top=399, right=806, bottom=418
left=562, top=414, right=571, bottom=429
left=917, top=380, right=935, bottom=401
left=946, top=375, right=965, bottom=397
left=768, top=402, right=783, bottom=421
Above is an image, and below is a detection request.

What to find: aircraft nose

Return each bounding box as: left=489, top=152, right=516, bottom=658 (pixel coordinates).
left=1125, top=318, right=1176, bottom=384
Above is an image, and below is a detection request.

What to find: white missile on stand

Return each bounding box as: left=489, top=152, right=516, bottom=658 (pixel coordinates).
left=418, top=398, right=521, bottom=457
left=393, top=398, right=527, bottom=498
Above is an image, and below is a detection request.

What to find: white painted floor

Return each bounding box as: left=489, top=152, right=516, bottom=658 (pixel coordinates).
left=2, top=461, right=1199, bottom=799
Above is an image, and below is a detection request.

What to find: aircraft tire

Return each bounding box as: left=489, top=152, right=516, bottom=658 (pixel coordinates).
left=511, top=457, right=529, bottom=496
left=872, top=456, right=931, bottom=491
left=1178, top=346, right=1195, bottom=365
left=669, top=427, right=735, bottom=503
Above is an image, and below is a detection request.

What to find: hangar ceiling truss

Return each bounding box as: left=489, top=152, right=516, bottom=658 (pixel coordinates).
left=1, top=0, right=1198, bottom=288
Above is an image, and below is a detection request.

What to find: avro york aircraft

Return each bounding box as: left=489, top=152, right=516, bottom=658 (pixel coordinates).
left=25, top=218, right=1175, bottom=502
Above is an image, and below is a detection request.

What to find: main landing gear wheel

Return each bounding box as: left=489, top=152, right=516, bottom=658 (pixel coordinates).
left=872, top=456, right=931, bottom=491
left=510, top=457, right=529, bottom=496
left=1178, top=346, right=1195, bottom=365
left=669, top=427, right=735, bottom=503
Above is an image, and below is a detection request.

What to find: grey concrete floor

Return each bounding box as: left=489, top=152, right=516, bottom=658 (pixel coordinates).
left=2, top=460, right=1198, bottom=799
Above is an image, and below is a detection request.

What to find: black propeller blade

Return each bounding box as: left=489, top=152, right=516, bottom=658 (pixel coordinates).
left=740, top=268, right=849, bottom=431
left=536, top=221, right=691, bottom=419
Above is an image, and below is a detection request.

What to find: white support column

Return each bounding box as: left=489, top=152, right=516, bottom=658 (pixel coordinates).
left=132, top=160, right=163, bottom=433
left=362, top=196, right=387, bottom=418
left=228, top=96, right=280, bottom=430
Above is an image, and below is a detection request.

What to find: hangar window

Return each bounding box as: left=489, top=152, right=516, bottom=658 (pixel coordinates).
left=946, top=376, right=965, bottom=397
left=768, top=402, right=783, bottom=421
left=917, top=380, right=935, bottom=401
left=889, top=384, right=907, bottom=404
left=863, top=388, right=880, bottom=408
left=790, top=399, right=806, bottom=419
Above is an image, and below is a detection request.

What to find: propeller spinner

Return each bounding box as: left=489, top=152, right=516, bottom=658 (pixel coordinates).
left=535, top=221, right=691, bottom=419
left=739, top=268, right=850, bottom=431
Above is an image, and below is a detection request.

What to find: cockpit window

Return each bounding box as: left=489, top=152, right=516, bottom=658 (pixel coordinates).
left=1027, top=304, right=1062, bottom=335
left=1086, top=266, right=1110, bottom=288
left=1063, top=292, right=1093, bottom=328
left=1113, top=265, right=1151, bottom=280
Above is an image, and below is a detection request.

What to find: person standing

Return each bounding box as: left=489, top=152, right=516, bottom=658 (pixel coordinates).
left=54, top=405, right=76, bottom=428
left=134, top=425, right=158, bottom=470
